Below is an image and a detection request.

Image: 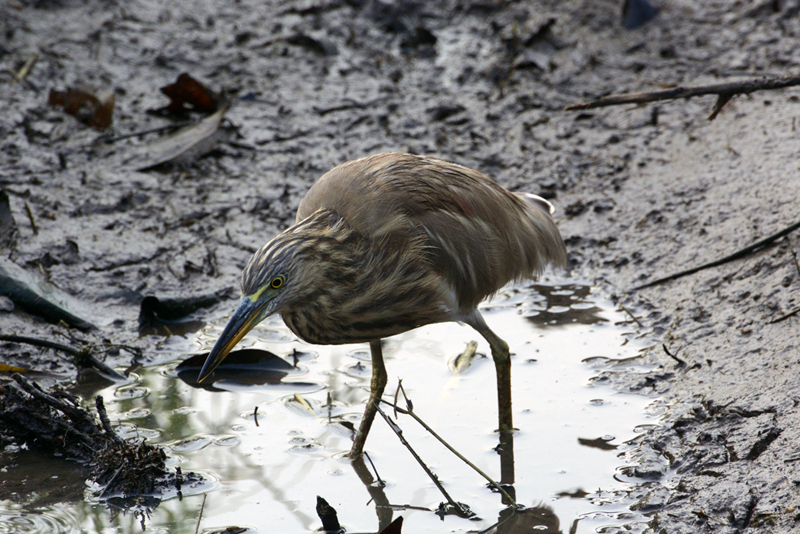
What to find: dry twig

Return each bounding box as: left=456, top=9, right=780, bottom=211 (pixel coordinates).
left=566, top=75, right=800, bottom=120
left=0, top=334, right=127, bottom=380
left=634, top=220, right=800, bottom=290
left=381, top=399, right=517, bottom=506
left=374, top=403, right=474, bottom=518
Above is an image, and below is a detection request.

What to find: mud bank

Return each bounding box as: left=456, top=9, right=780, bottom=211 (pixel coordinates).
left=2, top=0, right=800, bottom=532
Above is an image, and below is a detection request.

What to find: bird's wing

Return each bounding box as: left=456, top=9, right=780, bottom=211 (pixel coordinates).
left=297, top=153, right=566, bottom=308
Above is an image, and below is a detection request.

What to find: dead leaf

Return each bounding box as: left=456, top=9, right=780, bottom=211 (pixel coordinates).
left=159, top=73, right=220, bottom=114
left=0, top=257, right=95, bottom=331
left=293, top=393, right=316, bottom=415
left=123, top=102, right=231, bottom=170
left=49, top=87, right=114, bottom=130
left=451, top=340, right=479, bottom=373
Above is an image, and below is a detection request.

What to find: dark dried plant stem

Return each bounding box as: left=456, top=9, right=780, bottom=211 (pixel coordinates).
left=363, top=451, right=385, bottom=487
left=770, top=306, right=800, bottom=324
left=23, top=201, right=38, bottom=235
left=374, top=403, right=470, bottom=516
left=662, top=344, right=687, bottom=367
left=0, top=334, right=126, bottom=380
left=95, top=396, right=124, bottom=444
left=634, top=220, right=800, bottom=290
left=619, top=304, right=644, bottom=328
left=565, top=74, right=800, bottom=120
left=11, top=373, right=85, bottom=421
left=381, top=399, right=517, bottom=506
left=1, top=334, right=82, bottom=357
left=195, top=494, right=206, bottom=534
left=99, top=460, right=127, bottom=498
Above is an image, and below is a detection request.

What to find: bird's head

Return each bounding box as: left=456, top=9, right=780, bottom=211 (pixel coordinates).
left=197, top=210, right=354, bottom=382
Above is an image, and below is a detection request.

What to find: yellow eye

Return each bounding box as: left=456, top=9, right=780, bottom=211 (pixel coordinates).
left=270, top=276, right=284, bottom=289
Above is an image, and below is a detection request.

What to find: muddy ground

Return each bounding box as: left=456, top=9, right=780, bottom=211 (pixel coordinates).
left=1, top=0, right=800, bottom=532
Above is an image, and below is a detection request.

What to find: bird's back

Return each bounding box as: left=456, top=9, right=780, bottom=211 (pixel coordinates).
left=297, top=153, right=566, bottom=311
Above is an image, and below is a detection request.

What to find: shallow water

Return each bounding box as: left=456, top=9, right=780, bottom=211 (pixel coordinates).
left=0, top=282, right=660, bottom=534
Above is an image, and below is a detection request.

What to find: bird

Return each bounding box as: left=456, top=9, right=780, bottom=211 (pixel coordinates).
left=198, top=152, right=566, bottom=458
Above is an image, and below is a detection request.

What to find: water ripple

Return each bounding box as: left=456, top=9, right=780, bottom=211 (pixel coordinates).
left=0, top=506, right=80, bottom=534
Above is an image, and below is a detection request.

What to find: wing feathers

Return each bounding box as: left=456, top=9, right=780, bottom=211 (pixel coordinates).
left=297, top=152, right=566, bottom=310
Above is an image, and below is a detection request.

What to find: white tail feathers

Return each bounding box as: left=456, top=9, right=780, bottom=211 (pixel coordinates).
left=519, top=193, right=555, bottom=215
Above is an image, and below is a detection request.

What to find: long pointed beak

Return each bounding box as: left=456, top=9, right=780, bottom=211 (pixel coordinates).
left=198, top=297, right=269, bottom=382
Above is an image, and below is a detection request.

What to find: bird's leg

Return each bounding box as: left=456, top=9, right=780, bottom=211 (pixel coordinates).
left=489, top=337, right=513, bottom=434
left=349, top=339, right=387, bottom=459
left=464, top=311, right=514, bottom=434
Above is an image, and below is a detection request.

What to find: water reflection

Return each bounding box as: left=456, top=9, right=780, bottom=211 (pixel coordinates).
left=472, top=504, right=562, bottom=534
left=0, top=282, right=659, bottom=534
left=352, top=456, right=394, bottom=531
left=0, top=506, right=82, bottom=534
left=497, top=431, right=515, bottom=497
left=175, top=348, right=315, bottom=391
left=523, top=284, right=607, bottom=326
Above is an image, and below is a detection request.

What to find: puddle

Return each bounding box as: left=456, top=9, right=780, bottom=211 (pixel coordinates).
left=0, top=282, right=661, bottom=533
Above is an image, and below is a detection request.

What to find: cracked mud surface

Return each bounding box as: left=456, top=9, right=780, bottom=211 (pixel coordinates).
left=2, top=0, right=800, bottom=532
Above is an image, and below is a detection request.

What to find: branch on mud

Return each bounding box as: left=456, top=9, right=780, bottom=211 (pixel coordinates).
left=770, top=307, right=800, bottom=324
left=773, top=250, right=800, bottom=323
left=565, top=74, right=800, bottom=120
left=662, top=344, right=687, bottom=368
left=0, top=334, right=128, bottom=380
left=633, top=219, right=800, bottom=290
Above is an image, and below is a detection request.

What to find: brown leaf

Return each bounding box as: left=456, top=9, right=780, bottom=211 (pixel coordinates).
left=159, top=73, right=220, bottom=114
left=49, top=87, right=114, bottom=130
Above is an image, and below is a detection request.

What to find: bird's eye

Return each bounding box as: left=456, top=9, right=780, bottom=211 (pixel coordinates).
left=270, top=275, right=285, bottom=289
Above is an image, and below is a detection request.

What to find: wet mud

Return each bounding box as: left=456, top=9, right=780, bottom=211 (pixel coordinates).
left=1, top=0, right=800, bottom=533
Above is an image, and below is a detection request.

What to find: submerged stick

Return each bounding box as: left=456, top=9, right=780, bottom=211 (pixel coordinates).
left=0, top=334, right=127, bottom=380
left=374, top=404, right=473, bottom=517
left=565, top=75, right=800, bottom=120
left=381, top=400, right=517, bottom=506
left=316, top=496, right=343, bottom=533
left=634, top=220, right=800, bottom=290
left=363, top=451, right=385, bottom=487
left=194, top=494, right=206, bottom=534
left=96, top=396, right=124, bottom=444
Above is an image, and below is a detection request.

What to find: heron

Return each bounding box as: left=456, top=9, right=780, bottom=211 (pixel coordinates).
left=198, top=152, right=566, bottom=458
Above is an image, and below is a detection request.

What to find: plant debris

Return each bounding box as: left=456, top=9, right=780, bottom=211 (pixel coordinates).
left=49, top=86, right=115, bottom=130
left=0, top=257, right=95, bottom=331
left=157, top=73, right=221, bottom=116
left=122, top=101, right=233, bottom=170
left=0, top=374, right=202, bottom=505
